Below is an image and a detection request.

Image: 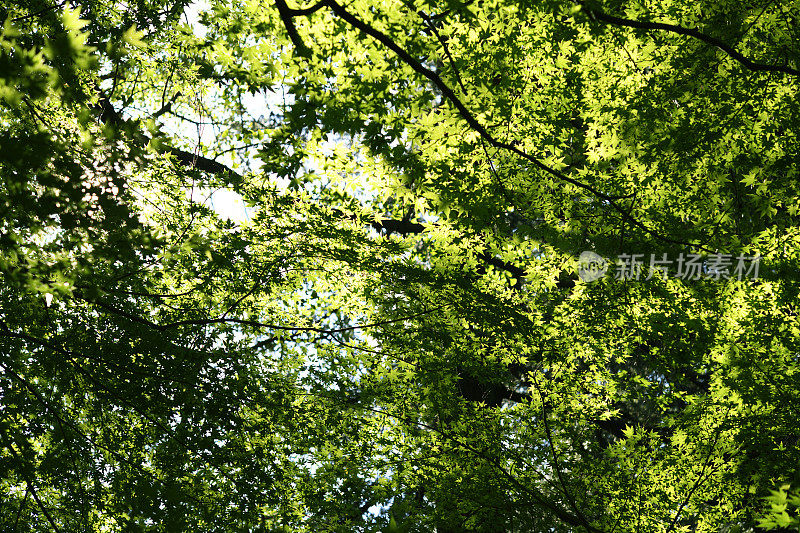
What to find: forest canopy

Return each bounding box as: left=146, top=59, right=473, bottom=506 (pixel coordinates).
left=0, top=0, right=799, bottom=531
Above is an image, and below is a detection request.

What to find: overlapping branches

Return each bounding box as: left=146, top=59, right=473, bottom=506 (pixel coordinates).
left=274, top=0, right=718, bottom=252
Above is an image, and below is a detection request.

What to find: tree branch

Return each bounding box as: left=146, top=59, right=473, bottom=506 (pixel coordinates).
left=275, top=0, right=312, bottom=56
left=578, top=1, right=800, bottom=77
left=162, top=146, right=241, bottom=179
left=369, top=217, right=531, bottom=285
left=95, top=96, right=243, bottom=181
left=280, top=0, right=714, bottom=252
left=1, top=420, right=62, bottom=533
left=87, top=296, right=443, bottom=335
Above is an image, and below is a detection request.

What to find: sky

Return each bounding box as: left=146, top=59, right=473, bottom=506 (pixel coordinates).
left=179, top=0, right=256, bottom=224
left=179, top=1, right=362, bottom=224
left=178, top=4, right=389, bottom=516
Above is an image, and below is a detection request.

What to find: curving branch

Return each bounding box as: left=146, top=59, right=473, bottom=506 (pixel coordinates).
left=321, top=0, right=622, bottom=203
left=275, top=0, right=313, bottom=56
left=86, top=295, right=444, bottom=335
left=577, top=1, right=800, bottom=77
left=276, top=0, right=716, bottom=252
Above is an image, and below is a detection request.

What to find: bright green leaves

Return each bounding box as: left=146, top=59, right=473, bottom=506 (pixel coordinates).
left=759, top=485, right=800, bottom=531
left=39, top=4, right=100, bottom=102
left=2, top=0, right=800, bottom=531
left=0, top=6, right=114, bottom=297
left=121, top=24, right=148, bottom=50
left=45, top=5, right=95, bottom=63
left=0, top=19, right=52, bottom=104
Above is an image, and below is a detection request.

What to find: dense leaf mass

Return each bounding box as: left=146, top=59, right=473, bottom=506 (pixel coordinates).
left=0, top=0, right=799, bottom=531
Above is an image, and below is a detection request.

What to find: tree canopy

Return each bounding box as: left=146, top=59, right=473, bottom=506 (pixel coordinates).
left=1, top=0, right=799, bottom=531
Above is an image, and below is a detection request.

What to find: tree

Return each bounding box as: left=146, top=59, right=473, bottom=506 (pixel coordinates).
left=1, top=0, right=799, bottom=531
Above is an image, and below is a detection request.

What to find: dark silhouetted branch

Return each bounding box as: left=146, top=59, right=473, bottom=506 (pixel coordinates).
left=578, top=1, right=800, bottom=77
